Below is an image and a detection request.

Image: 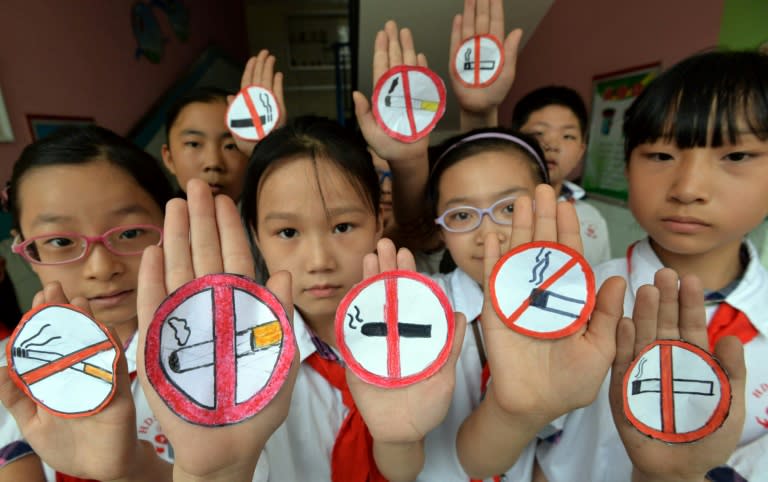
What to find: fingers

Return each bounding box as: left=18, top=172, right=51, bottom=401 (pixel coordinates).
left=187, top=179, right=224, bottom=276
left=137, top=246, right=167, bottom=357
left=399, top=28, right=417, bottom=66
left=503, top=28, right=523, bottom=73
left=462, top=0, right=476, bottom=40
left=372, top=30, right=389, bottom=83
left=375, top=238, right=398, bottom=272
left=609, top=317, right=636, bottom=426
left=483, top=231, right=502, bottom=292
left=488, top=0, right=505, bottom=39
left=532, top=184, right=557, bottom=242
left=653, top=268, right=681, bottom=340
left=475, top=0, right=491, bottom=35
left=713, top=336, right=746, bottom=387
left=385, top=21, right=403, bottom=68
left=631, top=284, right=660, bottom=356
left=215, top=195, right=255, bottom=278
left=417, top=53, right=428, bottom=68
left=163, top=198, right=193, bottom=291
left=508, top=195, right=533, bottom=249
left=363, top=252, right=380, bottom=279
left=265, top=270, right=294, bottom=327
left=555, top=200, right=583, bottom=254
left=242, top=50, right=269, bottom=87
left=241, top=55, right=258, bottom=88
left=585, top=276, right=625, bottom=360
left=447, top=312, right=467, bottom=366
left=396, top=247, right=417, bottom=272
left=273, top=71, right=286, bottom=127
left=677, top=274, right=708, bottom=348
left=449, top=14, right=462, bottom=62
left=0, top=368, right=37, bottom=430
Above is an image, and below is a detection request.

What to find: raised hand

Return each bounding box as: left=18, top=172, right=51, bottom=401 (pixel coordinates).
left=450, top=0, right=522, bottom=126
left=609, top=269, right=746, bottom=482
left=0, top=282, right=151, bottom=482
left=136, top=179, right=299, bottom=482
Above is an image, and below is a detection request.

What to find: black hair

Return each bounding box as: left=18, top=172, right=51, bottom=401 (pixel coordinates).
left=240, top=115, right=380, bottom=268
left=9, top=125, right=174, bottom=233
left=511, top=86, right=589, bottom=136
left=164, top=86, right=232, bottom=139
left=426, top=127, right=548, bottom=221
left=624, top=50, right=768, bottom=161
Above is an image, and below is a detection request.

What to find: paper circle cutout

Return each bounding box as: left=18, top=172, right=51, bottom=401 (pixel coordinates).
left=452, top=34, right=505, bottom=88
left=6, top=304, right=120, bottom=417
left=489, top=241, right=595, bottom=339
left=335, top=270, right=454, bottom=388
left=372, top=65, right=446, bottom=143
left=226, top=85, right=281, bottom=142
left=145, top=273, right=295, bottom=426
left=623, top=339, right=731, bottom=444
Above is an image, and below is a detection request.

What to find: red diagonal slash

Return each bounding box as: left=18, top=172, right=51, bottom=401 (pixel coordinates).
left=385, top=277, right=401, bottom=377
left=21, top=340, right=114, bottom=386
left=506, top=258, right=579, bottom=325
left=660, top=344, right=676, bottom=433
left=214, top=285, right=236, bottom=408
left=242, top=89, right=265, bottom=139
left=400, top=73, right=418, bottom=137
left=474, top=36, right=481, bottom=85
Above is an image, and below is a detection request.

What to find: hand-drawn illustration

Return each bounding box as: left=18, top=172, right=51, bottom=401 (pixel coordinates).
left=489, top=241, right=595, bottom=339
left=6, top=304, right=120, bottom=417
left=226, top=86, right=281, bottom=142
left=152, top=0, right=190, bottom=42
left=623, top=339, right=731, bottom=443
left=335, top=270, right=453, bottom=388
left=132, top=1, right=165, bottom=63
left=372, top=65, right=446, bottom=143
left=145, top=274, right=295, bottom=426
left=452, top=34, right=504, bottom=88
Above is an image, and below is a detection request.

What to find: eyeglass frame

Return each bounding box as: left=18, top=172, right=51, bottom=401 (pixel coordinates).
left=375, top=168, right=392, bottom=186
left=434, top=196, right=519, bottom=233
left=11, top=224, right=164, bottom=266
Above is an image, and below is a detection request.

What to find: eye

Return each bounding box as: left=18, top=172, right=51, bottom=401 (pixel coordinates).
left=184, top=141, right=201, bottom=148
left=645, top=152, right=674, bottom=161
left=449, top=210, right=472, bottom=221
left=118, top=228, right=144, bottom=240
left=501, top=202, right=515, bottom=214
left=722, top=152, right=753, bottom=162
left=333, top=223, right=353, bottom=234
left=278, top=228, right=298, bottom=239
left=45, top=237, right=75, bottom=248
left=224, top=142, right=238, bottom=151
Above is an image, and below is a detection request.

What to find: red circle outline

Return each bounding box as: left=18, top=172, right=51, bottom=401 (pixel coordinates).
left=6, top=303, right=120, bottom=418
left=371, top=65, right=446, bottom=143
left=225, top=85, right=282, bottom=142
left=488, top=241, right=596, bottom=339
left=145, top=273, right=295, bottom=426
left=334, top=270, right=454, bottom=388
left=622, top=339, right=731, bottom=444
left=451, top=34, right=505, bottom=89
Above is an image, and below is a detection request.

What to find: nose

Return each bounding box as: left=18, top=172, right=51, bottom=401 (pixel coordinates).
left=82, top=243, right=125, bottom=281
left=473, top=212, right=508, bottom=247
left=381, top=175, right=392, bottom=194
left=202, top=144, right=225, bottom=172
left=668, top=155, right=710, bottom=204
left=541, top=132, right=559, bottom=152
left=304, top=234, right=336, bottom=274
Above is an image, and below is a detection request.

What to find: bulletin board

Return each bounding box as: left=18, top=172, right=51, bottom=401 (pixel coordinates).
left=581, top=63, right=660, bottom=203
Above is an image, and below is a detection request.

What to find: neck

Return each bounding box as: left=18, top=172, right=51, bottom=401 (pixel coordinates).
left=300, top=309, right=337, bottom=349
left=552, top=181, right=563, bottom=198
left=648, top=238, right=746, bottom=292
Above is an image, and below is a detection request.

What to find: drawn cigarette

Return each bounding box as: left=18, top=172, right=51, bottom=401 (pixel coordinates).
left=12, top=347, right=113, bottom=384
left=529, top=288, right=585, bottom=319
left=631, top=378, right=714, bottom=396
left=463, top=48, right=496, bottom=71
left=230, top=92, right=274, bottom=128
left=360, top=322, right=432, bottom=338
left=168, top=320, right=282, bottom=373
left=384, top=95, right=440, bottom=112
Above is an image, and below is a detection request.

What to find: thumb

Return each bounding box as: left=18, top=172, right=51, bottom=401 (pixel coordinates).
left=265, top=270, right=294, bottom=330
left=713, top=335, right=746, bottom=391
left=353, top=91, right=380, bottom=145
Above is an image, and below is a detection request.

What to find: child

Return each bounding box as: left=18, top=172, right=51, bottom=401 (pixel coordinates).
left=0, top=126, right=294, bottom=482
left=512, top=86, right=611, bottom=266
left=536, top=50, right=767, bottom=482
left=162, top=50, right=285, bottom=203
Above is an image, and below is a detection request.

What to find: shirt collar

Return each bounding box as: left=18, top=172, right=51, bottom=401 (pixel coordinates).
left=447, top=268, right=484, bottom=321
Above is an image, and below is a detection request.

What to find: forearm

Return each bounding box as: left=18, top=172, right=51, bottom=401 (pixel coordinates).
left=0, top=454, right=46, bottom=482
left=460, top=108, right=498, bottom=131
left=389, top=154, right=429, bottom=229
left=456, top=386, right=552, bottom=479
left=373, top=440, right=425, bottom=482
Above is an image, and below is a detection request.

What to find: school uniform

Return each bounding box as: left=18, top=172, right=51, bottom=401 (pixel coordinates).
left=0, top=333, right=173, bottom=481
left=253, top=274, right=537, bottom=482
left=536, top=238, right=768, bottom=481
left=560, top=181, right=611, bottom=267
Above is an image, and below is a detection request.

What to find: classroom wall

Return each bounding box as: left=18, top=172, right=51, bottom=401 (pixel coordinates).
left=499, top=0, right=726, bottom=258
left=0, top=0, right=248, bottom=186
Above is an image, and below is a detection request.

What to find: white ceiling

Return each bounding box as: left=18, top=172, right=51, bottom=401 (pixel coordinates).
left=358, top=0, right=555, bottom=136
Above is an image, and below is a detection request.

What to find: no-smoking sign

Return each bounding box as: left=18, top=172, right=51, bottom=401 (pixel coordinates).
left=623, top=339, right=731, bottom=443
left=452, top=34, right=504, bottom=88
left=490, top=241, right=595, bottom=339
left=335, top=270, right=454, bottom=388
left=145, top=273, right=295, bottom=426
left=372, top=65, right=446, bottom=143
left=226, top=85, right=281, bottom=142
left=7, top=304, right=120, bottom=417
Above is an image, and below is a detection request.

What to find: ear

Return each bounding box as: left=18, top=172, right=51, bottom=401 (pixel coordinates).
left=577, top=140, right=587, bottom=159
left=161, top=144, right=176, bottom=175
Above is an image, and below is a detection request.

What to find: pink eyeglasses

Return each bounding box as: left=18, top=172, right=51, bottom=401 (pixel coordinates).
left=12, top=224, right=163, bottom=266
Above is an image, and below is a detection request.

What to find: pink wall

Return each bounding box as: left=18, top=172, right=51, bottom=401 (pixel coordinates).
left=0, top=0, right=247, bottom=184
left=500, top=0, right=724, bottom=124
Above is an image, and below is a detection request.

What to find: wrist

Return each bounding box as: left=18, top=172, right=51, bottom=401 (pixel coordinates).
left=104, top=441, right=172, bottom=482
left=460, top=107, right=498, bottom=130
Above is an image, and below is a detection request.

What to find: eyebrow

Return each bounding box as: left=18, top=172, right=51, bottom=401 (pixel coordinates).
left=529, top=121, right=580, bottom=130
left=443, top=187, right=528, bottom=208
left=261, top=205, right=369, bottom=222
left=30, top=204, right=154, bottom=229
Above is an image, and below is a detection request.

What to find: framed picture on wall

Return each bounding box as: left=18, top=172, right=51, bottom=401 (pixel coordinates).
left=0, top=87, right=13, bottom=143
left=27, top=114, right=95, bottom=141
left=581, top=62, right=661, bottom=204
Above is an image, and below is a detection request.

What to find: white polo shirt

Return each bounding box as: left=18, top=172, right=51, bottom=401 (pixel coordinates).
left=254, top=272, right=537, bottom=482
left=0, top=333, right=174, bottom=481
left=537, top=238, right=768, bottom=481
left=561, top=181, right=611, bottom=267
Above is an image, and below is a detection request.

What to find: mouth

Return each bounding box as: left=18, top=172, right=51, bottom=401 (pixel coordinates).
left=88, top=289, right=133, bottom=308
left=208, top=183, right=223, bottom=194
left=304, top=284, right=343, bottom=299
left=661, top=216, right=711, bottom=233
